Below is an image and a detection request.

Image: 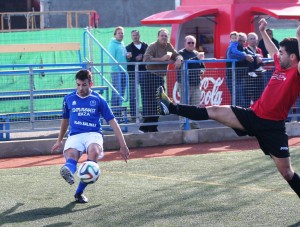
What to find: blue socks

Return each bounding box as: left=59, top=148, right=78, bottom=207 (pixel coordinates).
left=65, top=158, right=77, bottom=174
left=63, top=158, right=89, bottom=195
left=75, top=159, right=97, bottom=195
left=76, top=181, right=88, bottom=195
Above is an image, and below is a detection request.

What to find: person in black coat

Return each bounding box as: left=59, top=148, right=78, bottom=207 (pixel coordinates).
left=125, top=30, right=148, bottom=120
left=177, top=35, right=206, bottom=129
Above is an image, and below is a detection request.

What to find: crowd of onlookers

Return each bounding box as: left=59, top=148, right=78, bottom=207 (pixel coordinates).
left=107, top=26, right=206, bottom=132
left=226, top=29, right=278, bottom=108
left=107, top=26, right=299, bottom=133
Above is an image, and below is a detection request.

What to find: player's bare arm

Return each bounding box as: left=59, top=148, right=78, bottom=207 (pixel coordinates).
left=258, top=18, right=278, bottom=59
left=109, top=118, right=129, bottom=162
left=51, top=118, right=69, bottom=152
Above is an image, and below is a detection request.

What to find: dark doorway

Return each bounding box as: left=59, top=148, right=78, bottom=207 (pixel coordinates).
left=0, top=0, right=40, bottom=30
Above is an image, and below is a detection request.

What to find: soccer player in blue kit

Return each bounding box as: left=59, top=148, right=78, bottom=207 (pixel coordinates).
left=51, top=69, right=129, bottom=203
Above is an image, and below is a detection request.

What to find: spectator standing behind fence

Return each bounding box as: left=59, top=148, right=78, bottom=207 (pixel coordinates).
left=140, top=28, right=183, bottom=133
left=156, top=18, right=300, bottom=200
left=226, top=32, right=254, bottom=107
left=177, top=35, right=205, bottom=130
left=108, top=26, right=130, bottom=118
left=51, top=69, right=129, bottom=203
left=244, top=32, right=265, bottom=106
left=258, top=28, right=280, bottom=58
left=126, top=30, right=148, bottom=120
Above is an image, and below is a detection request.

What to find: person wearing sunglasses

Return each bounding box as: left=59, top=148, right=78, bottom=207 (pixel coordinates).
left=176, top=35, right=206, bottom=130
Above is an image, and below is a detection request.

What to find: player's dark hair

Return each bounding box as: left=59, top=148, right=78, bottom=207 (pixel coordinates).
left=75, top=69, right=92, bottom=83
left=279, top=38, right=300, bottom=61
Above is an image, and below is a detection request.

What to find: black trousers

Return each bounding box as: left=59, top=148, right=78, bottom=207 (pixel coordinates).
left=139, top=72, right=164, bottom=132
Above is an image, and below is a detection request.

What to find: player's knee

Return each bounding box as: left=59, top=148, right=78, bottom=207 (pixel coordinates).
left=87, top=144, right=103, bottom=161
left=64, top=149, right=80, bottom=160
left=279, top=168, right=294, bottom=181
left=207, top=106, right=219, bottom=118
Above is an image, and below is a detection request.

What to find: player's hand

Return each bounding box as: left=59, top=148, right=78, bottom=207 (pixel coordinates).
left=51, top=141, right=63, bottom=153
left=258, top=18, right=267, bottom=32
left=120, top=146, right=129, bottom=163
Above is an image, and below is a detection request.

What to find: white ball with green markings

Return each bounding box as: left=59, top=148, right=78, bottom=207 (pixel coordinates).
left=77, top=161, right=100, bottom=184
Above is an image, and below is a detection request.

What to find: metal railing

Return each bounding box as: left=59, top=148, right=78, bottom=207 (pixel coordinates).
left=83, top=28, right=129, bottom=103
left=0, top=10, right=97, bottom=31
left=0, top=59, right=299, bottom=141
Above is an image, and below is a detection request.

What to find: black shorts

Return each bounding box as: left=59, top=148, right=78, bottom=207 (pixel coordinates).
left=231, top=106, right=289, bottom=158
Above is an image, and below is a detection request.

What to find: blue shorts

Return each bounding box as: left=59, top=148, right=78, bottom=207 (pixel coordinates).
left=231, top=106, right=289, bottom=158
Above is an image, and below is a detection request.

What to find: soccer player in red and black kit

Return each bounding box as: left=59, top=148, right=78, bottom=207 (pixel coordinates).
left=156, top=18, right=300, bottom=198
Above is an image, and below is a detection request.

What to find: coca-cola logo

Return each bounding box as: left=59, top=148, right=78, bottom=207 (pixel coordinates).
left=200, top=77, right=223, bottom=105
left=172, top=77, right=224, bottom=106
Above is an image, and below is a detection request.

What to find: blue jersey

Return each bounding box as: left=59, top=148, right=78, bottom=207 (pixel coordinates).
left=62, top=90, right=115, bottom=136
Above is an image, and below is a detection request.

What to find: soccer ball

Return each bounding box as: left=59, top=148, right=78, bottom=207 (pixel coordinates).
left=77, top=161, right=100, bottom=184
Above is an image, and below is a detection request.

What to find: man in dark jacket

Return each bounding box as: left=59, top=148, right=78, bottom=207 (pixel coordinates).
left=177, top=35, right=206, bottom=129
left=126, top=30, right=148, bottom=119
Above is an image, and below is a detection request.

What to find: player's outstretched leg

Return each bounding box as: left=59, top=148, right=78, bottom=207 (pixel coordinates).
left=60, top=166, right=75, bottom=185
left=287, top=172, right=300, bottom=198
left=74, top=180, right=89, bottom=203
left=60, top=158, right=77, bottom=185
left=156, top=86, right=209, bottom=120
left=156, top=86, right=172, bottom=115
left=74, top=159, right=100, bottom=203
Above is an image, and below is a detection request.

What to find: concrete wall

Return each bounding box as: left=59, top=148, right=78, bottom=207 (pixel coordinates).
left=47, top=0, right=175, bottom=28
left=1, top=122, right=300, bottom=158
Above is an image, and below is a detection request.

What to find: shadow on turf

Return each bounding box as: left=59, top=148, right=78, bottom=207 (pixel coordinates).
left=0, top=202, right=101, bottom=225
left=288, top=221, right=300, bottom=227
